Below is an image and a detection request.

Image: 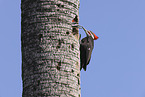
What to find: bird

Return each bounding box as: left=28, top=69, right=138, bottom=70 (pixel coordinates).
left=80, top=26, right=99, bottom=71
left=72, top=15, right=78, bottom=23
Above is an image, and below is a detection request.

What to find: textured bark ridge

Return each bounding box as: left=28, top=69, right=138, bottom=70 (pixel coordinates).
left=21, top=0, right=80, bottom=97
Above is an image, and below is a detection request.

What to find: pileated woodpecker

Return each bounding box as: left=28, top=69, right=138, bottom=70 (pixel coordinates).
left=71, top=20, right=99, bottom=71
left=80, top=27, right=99, bottom=71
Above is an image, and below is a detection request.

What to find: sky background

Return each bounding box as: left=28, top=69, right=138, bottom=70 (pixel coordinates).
left=0, top=0, right=145, bottom=97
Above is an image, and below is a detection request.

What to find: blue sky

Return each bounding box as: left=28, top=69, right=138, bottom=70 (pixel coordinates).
left=1, top=0, right=145, bottom=97
left=80, top=0, right=145, bottom=97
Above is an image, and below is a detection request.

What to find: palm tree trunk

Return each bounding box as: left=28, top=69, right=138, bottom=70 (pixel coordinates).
left=21, top=0, right=80, bottom=96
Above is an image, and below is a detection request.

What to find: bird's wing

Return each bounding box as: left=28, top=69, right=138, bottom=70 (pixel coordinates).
left=81, top=43, right=91, bottom=71
left=80, top=36, right=94, bottom=71
left=80, top=43, right=87, bottom=70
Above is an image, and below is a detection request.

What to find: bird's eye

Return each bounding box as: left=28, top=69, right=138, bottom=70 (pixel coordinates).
left=88, top=31, right=91, bottom=35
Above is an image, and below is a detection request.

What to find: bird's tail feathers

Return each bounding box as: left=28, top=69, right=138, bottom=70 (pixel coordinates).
left=83, top=66, right=87, bottom=71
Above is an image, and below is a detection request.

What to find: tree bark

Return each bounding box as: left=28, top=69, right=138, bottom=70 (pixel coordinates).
left=21, top=0, right=80, bottom=97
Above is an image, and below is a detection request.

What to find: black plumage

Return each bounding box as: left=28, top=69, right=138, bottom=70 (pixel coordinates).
left=80, top=36, right=94, bottom=71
